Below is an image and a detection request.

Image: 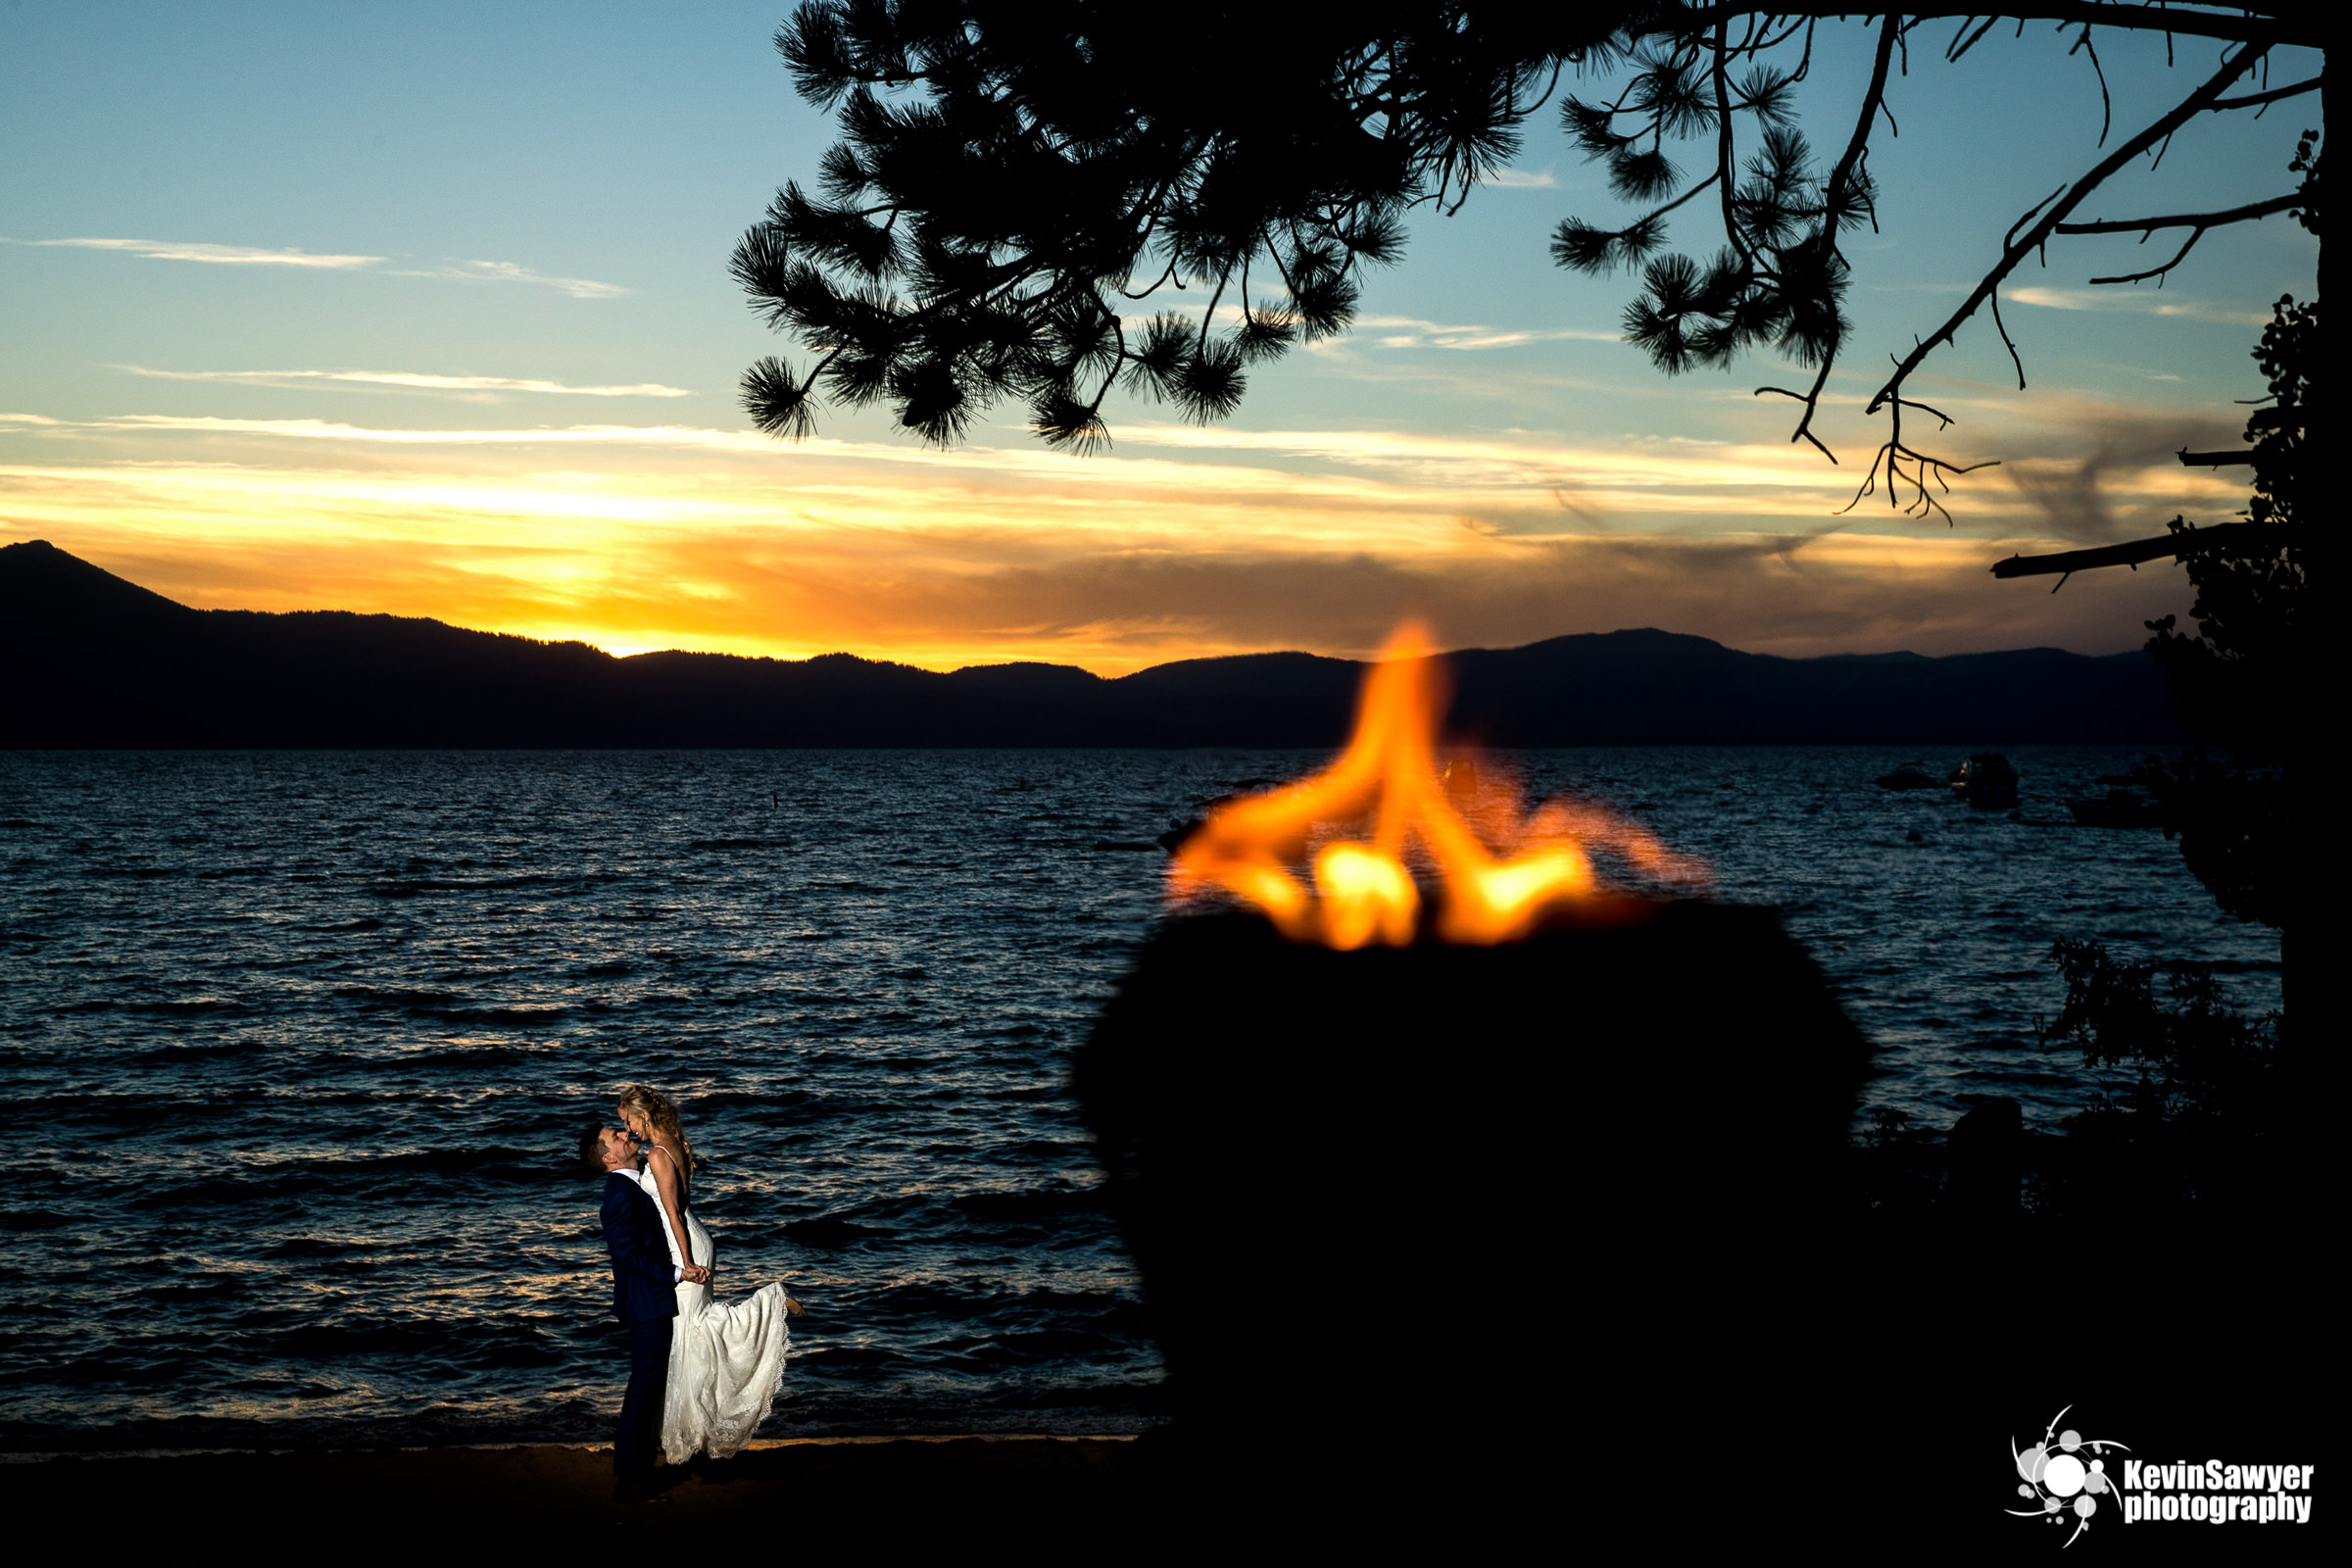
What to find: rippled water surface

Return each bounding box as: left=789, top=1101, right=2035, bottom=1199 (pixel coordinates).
left=0, top=748, right=2278, bottom=1450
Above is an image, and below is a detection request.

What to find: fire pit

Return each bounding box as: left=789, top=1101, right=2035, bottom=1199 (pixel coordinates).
left=1074, top=628, right=1872, bottom=1510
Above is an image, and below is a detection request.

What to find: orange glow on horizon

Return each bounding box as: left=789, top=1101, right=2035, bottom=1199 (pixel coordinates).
left=0, top=400, right=2211, bottom=671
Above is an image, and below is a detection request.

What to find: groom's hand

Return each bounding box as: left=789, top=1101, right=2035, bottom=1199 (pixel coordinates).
left=683, top=1263, right=713, bottom=1285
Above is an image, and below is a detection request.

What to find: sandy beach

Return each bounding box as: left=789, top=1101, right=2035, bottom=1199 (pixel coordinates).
left=3, top=1436, right=1142, bottom=1544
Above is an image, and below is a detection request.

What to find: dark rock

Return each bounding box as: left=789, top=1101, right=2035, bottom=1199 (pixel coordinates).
left=1946, top=1096, right=2027, bottom=1220
left=1074, top=904, right=1873, bottom=1523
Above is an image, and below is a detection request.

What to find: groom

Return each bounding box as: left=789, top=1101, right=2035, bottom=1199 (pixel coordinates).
left=581, top=1124, right=710, bottom=1503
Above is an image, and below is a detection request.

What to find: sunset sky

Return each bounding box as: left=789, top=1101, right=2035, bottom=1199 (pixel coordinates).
left=1, top=4, right=2322, bottom=673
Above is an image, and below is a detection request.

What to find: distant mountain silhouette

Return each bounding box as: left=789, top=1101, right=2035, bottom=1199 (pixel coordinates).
left=2, top=539, right=2186, bottom=748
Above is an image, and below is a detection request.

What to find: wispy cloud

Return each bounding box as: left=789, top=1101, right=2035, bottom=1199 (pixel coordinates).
left=6, top=410, right=2241, bottom=539
left=6, top=236, right=627, bottom=297
left=117, top=367, right=689, bottom=398
left=2006, top=285, right=2268, bottom=327
left=18, top=414, right=1850, bottom=517
left=386, top=259, right=629, bottom=298
left=1354, top=315, right=1621, bottom=351
left=3, top=235, right=381, bottom=268
left=79, top=416, right=757, bottom=448
left=1119, top=421, right=1737, bottom=480
left=1483, top=167, right=1558, bottom=189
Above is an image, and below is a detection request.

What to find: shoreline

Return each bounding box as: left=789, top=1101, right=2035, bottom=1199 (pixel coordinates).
left=0, top=1432, right=1141, bottom=1465
left=0, top=1436, right=1147, bottom=1540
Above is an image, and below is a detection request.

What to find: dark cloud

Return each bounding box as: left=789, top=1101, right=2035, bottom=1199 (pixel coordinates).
left=2002, top=411, right=2243, bottom=544
left=658, top=531, right=2198, bottom=665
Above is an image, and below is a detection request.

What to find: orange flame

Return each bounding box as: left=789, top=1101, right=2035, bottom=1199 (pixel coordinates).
left=1167, top=622, right=1709, bottom=947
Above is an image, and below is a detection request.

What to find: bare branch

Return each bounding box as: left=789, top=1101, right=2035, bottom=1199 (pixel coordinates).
left=1669, top=5, right=2321, bottom=50
left=1989, top=286, right=2028, bottom=389
left=2068, top=24, right=2112, bottom=146
left=1864, top=42, right=2269, bottom=419
left=1755, top=384, right=1838, bottom=462
left=1990, top=523, right=2296, bottom=578
left=2061, top=190, right=2307, bottom=284
left=2006, top=184, right=2068, bottom=248
left=2056, top=189, right=2308, bottom=235
left=1888, top=394, right=1958, bottom=427
left=1836, top=394, right=1999, bottom=524
left=2209, top=74, right=2323, bottom=111
left=2086, top=229, right=2202, bottom=285
left=1947, top=16, right=2001, bottom=63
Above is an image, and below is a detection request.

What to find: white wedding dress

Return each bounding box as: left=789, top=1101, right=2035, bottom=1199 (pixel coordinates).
left=643, top=1153, right=793, bottom=1464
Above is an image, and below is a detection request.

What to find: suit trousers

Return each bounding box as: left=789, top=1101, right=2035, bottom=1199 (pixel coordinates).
left=615, top=1315, right=673, bottom=1480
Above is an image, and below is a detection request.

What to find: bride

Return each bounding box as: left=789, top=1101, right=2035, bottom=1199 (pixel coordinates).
left=616, top=1084, right=801, bottom=1464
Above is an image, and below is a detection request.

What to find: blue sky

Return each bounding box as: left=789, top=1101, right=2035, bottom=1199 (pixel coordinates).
left=1, top=2, right=2322, bottom=669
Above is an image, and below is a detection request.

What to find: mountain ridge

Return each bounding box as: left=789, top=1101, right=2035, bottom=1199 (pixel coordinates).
left=2, top=539, right=2187, bottom=748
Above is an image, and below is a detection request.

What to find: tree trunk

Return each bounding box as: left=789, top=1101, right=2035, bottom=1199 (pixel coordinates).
left=2291, top=67, right=2331, bottom=1190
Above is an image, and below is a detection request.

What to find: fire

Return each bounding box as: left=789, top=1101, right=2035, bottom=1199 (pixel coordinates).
left=1167, top=623, right=1709, bottom=947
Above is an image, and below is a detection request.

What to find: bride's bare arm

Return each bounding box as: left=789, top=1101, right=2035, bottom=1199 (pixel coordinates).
left=645, top=1144, right=710, bottom=1284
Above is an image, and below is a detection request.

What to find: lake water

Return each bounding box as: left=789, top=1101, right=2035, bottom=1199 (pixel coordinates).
left=0, top=747, right=2278, bottom=1452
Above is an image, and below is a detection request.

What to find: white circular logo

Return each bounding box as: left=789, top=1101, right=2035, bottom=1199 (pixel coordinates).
left=2010, top=1409, right=2126, bottom=1545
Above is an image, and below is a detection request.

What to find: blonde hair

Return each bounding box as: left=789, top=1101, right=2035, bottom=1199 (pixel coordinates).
left=615, top=1084, right=695, bottom=1196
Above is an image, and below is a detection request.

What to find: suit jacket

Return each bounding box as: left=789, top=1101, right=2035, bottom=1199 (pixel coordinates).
left=602, top=1170, right=679, bottom=1327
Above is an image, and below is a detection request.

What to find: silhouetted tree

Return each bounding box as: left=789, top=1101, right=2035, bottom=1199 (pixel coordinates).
left=1551, top=7, right=2323, bottom=516
left=736, top=3, right=2323, bottom=513
left=1977, top=121, right=2319, bottom=1078
left=2033, top=937, right=2282, bottom=1218
left=1984, top=126, right=2321, bottom=1186
left=2141, top=290, right=2312, bottom=933
left=736, top=6, right=2331, bottom=1082
left=2014, top=127, right=2313, bottom=1062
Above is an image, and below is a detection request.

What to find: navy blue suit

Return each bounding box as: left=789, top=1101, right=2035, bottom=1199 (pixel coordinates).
left=602, top=1169, right=677, bottom=1482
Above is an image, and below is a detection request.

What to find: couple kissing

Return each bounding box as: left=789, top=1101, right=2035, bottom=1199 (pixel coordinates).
left=581, top=1084, right=803, bottom=1504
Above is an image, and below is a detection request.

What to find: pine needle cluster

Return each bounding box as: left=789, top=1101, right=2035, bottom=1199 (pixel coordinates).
left=733, top=2, right=1629, bottom=448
